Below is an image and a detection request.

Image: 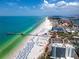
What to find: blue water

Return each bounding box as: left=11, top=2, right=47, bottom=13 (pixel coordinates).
left=0, top=16, right=42, bottom=47
left=71, top=19, right=79, bottom=25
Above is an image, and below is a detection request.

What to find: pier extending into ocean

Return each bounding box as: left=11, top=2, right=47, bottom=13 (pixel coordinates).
left=2, top=16, right=79, bottom=59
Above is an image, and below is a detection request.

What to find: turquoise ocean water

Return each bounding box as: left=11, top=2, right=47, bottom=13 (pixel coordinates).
left=0, top=16, right=78, bottom=58
left=0, top=16, right=43, bottom=58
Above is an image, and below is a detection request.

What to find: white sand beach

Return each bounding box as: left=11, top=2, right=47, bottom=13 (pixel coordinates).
left=5, top=17, right=52, bottom=59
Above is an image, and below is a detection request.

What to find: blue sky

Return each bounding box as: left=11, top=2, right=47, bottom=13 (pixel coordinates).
left=0, top=0, right=79, bottom=16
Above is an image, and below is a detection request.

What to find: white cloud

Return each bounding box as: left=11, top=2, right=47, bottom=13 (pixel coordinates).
left=40, top=0, right=79, bottom=9
left=44, top=0, right=48, bottom=4
left=40, top=0, right=55, bottom=9
left=39, top=0, right=79, bottom=16
left=1, top=0, right=79, bottom=16
left=56, top=1, right=67, bottom=7
left=68, top=2, right=79, bottom=6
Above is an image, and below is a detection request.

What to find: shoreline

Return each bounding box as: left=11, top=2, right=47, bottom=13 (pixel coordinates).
left=2, top=17, right=48, bottom=59
left=0, top=17, right=44, bottom=59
